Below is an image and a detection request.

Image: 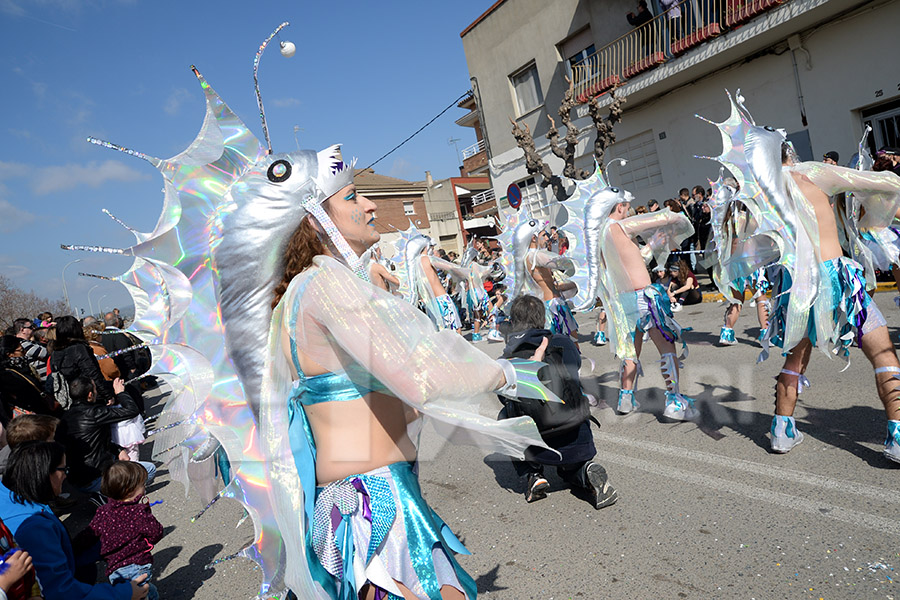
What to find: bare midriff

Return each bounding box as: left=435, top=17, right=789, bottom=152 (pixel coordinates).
left=790, top=171, right=843, bottom=262
left=290, top=345, right=417, bottom=485
left=305, top=393, right=417, bottom=484
left=610, top=222, right=651, bottom=291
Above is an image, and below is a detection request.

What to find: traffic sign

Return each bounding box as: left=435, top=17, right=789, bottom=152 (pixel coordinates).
left=507, top=183, right=522, bottom=209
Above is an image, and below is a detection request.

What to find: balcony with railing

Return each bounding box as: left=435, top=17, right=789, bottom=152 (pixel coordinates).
left=574, top=0, right=792, bottom=103
left=461, top=138, right=488, bottom=175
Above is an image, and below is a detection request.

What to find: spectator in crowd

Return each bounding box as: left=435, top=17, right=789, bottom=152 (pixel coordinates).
left=61, top=376, right=154, bottom=497
left=49, top=316, right=114, bottom=404
left=0, top=516, right=39, bottom=600
left=0, top=336, right=57, bottom=421
left=648, top=199, right=660, bottom=212
left=112, top=308, right=125, bottom=329
left=549, top=227, right=561, bottom=254
left=0, top=440, right=150, bottom=600
left=91, top=461, right=162, bottom=600
left=35, top=314, right=53, bottom=329
left=635, top=205, right=648, bottom=215
left=85, top=322, right=121, bottom=381
left=668, top=260, right=702, bottom=311
left=690, top=184, right=712, bottom=254
left=100, top=314, right=137, bottom=383
left=823, top=150, right=839, bottom=165
left=626, top=0, right=653, bottom=27
left=6, top=415, right=60, bottom=449
left=11, top=319, right=48, bottom=385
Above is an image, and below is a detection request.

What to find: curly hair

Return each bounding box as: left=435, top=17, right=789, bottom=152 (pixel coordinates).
left=271, top=216, right=326, bottom=309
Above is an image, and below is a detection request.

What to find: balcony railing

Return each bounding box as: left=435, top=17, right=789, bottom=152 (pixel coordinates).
left=428, top=211, right=458, bottom=222
left=471, top=188, right=496, bottom=206
left=461, top=138, right=486, bottom=159
left=574, top=0, right=790, bottom=103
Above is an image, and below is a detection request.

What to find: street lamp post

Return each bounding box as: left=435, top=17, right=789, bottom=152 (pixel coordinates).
left=61, top=258, right=83, bottom=314
left=87, top=284, right=100, bottom=318
left=97, top=295, right=108, bottom=319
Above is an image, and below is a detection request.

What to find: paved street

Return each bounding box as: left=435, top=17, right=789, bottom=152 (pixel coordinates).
left=69, top=294, right=900, bottom=599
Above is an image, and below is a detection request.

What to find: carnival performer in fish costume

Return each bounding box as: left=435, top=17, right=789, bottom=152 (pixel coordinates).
left=494, top=211, right=579, bottom=341
left=70, top=23, right=561, bottom=599
left=702, top=172, right=772, bottom=347
left=699, top=90, right=900, bottom=461
left=459, top=241, right=495, bottom=342
left=557, top=166, right=696, bottom=419
left=391, top=223, right=471, bottom=332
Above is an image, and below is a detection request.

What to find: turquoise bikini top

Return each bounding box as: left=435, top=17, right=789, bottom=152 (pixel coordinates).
left=289, top=335, right=384, bottom=406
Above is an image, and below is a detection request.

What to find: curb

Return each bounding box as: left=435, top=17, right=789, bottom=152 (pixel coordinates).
left=700, top=281, right=897, bottom=303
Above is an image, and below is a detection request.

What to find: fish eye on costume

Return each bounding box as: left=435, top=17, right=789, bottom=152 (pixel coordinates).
left=267, top=159, right=292, bottom=183
left=764, top=126, right=776, bottom=132
left=610, top=187, right=620, bottom=193
left=528, top=220, right=537, bottom=227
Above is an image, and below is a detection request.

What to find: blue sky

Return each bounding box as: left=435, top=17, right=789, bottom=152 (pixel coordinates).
left=0, top=0, right=491, bottom=316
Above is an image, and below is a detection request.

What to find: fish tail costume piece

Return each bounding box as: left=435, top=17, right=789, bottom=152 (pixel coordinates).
left=69, top=23, right=558, bottom=599
left=493, top=211, right=577, bottom=333
left=556, top=165, right=694, bottom=387
left=698, top=90, right=900, bottom=366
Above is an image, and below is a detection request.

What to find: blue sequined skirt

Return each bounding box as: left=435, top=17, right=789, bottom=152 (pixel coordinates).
left=308, top=462, right=476, bottom=600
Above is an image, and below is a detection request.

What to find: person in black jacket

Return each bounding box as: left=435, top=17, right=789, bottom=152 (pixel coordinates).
left=627, top=1, right=653, bottom=27
left=0, top=336, right=57, bottom=421
left=62, top=376, right=155, bottom=494
left=500, top=295, right=618, bottom=510
left=99, top=313, right=147, bottom=415
left=49, top=316, right=114, bottom=404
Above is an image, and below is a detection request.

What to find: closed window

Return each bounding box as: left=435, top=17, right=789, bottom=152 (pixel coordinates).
left=403, top=201, right=415, bottom=216
left=511, top=63, right=543, bottom=116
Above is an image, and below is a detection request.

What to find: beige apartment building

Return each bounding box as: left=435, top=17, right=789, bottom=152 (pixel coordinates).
left=459, top=0, right=900, bottom=212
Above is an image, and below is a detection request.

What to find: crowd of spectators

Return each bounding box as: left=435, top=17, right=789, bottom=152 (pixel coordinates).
left=0, top=310, right=159, bottom=599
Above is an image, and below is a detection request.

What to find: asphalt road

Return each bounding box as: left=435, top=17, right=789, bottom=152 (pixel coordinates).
left=63, top=293, right=900, bottom=599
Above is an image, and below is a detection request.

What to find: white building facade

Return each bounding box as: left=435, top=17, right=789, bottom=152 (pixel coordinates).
left=460, top=0, right=900, bottom=209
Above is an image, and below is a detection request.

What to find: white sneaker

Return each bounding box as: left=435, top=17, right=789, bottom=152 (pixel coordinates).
left=718, top=327, right=737, bottom=346
left=617, top=389, right=638, bottom=414
left=663, top=393, right=698, bottom=420
left=770, top=415, right=804, bottom=453
left=671, top=303, right=683, bottom=312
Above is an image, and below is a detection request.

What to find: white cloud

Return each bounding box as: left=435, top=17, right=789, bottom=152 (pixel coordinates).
left=272, top=97, right=301, bottom=108
left=32, top=160, right=148, bottom=195
left=0, top=199, right=36, bottom=232
left=164, top=88, right=193, bottom=115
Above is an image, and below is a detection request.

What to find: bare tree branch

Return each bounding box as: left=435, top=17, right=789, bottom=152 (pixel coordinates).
left=510, top=82, right=627, bottom=202
left=0, top=274, right=69, bottom=331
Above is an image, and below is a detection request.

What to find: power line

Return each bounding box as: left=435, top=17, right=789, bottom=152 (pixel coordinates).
left=363, top=91, right=471, bottom=171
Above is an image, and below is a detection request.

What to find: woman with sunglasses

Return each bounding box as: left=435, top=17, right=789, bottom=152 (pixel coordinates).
left=0, top=441, right=150, bottom=600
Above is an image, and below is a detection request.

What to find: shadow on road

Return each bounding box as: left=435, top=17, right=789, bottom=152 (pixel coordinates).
left=156, top=543, right=223, bottom=598
left=475, top=564, right=509, bottom=594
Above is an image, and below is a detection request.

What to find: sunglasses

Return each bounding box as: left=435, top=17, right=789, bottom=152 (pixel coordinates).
left=54, top=466, right=70, bottom=475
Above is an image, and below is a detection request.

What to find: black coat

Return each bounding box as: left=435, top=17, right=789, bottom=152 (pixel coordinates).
left=0, top=363, right=56, bottom=418
left=63, top=390, right=139, bottom=486
left=49, top=342, right=114, bottom=402
left=99, top=328, right=138, bottom=380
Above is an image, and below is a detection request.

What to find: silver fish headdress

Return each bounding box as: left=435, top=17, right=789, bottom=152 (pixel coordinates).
left=63, top=23, right=363, bottom=597
left=493, top=209, right=546, bottom=298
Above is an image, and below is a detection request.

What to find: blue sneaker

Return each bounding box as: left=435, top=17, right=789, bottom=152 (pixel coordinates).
left=617, top=389, right=638, bottom=414
left=471, top=333, right=483, bottom=342
left=770, top=415, right=804, bottom=453
left=718, top=327, right=737, bottom=346
left=885, top=420, right=900, bottom=464
left=663, top=392, right=698, bottom=421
